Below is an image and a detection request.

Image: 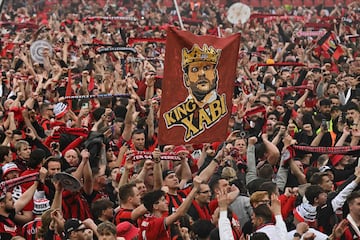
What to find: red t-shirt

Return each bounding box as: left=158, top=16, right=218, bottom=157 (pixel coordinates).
left=139, top=216, right=170, bottom=240
left=114, top=208, right=138, bottom=227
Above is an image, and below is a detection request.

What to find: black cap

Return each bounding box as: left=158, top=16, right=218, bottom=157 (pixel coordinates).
left=162, top=170, right=175, bottom=180
left=64, top=219, right=86, bottom=236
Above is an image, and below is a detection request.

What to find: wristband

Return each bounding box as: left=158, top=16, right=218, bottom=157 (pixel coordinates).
left=212, top=158, right=220, bottom=165
left=154, top=158, right=161, bottom=163
left=293, top=232, right=302, bottom=238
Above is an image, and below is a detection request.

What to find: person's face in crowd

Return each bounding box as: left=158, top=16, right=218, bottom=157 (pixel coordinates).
left=319, top=104, right=331, bottom=117
left=348, top=76, right=359, bottom=88
left=346, top=109, right=360, bottom=124
left=129, top=186, right=141, bottom=207
left=336, top=81, right=347, bottom=92
left=132, top=133, right=145, bottom=151
left=349, top=197, right=360, bottom=218
left=1, top=59, right=10, bottom=70
left=250, top=71, right=259, bottom=80
left=185, top=61, right=217, bottom=100
left=106, top=148, right=116, bottom=163
left=47, top=161, right=61, bottom=177
left=266, top=120, right=275, bottom=133
left=259, top=96, right=270, bottom=106
left=322, top=71, right=332, bottom=82
left=17, top=144, right=31, bottom=160
left=320, top=175, right=333, bottom=192
left=103, top=206, right=114, bottom=221
left=95, top=166, right=107, bottom=189
left=163, top=173, right=179, bottom=189
left=64, top=149, right=79, bottom=167
left=253, top=195, right=271, bottom=208
left=316, top=192, right=328, bottom=206
left=251, top=212, right=264, bottom=228
left=69, top=228, right=86, bottom=240
left=153, top=195, right=168, bottom=213
left=280, top=70, right=291, bottom=81
left=276, top=105, right=285, bottom=115
left=44, top=104, right=55, bottom=118
left=144, top=168, right=154, bottom=188
left=110, top=168, right=119, bottom=182
left=234, top=139, right=246, bottom=155
left=339, top=155, right=351, bottom=166
left=3, top=169, right=19, bottom=180
left=267, top=114, right=278, bottom=123
left=136, top=182, right=147, bottom=198
left=302, top=123, right=313, bottom=134
left=112, top=121, right=123, bottom=136
left=98, top=231, right=116, bottom=240
left=217, top=179, right=231, bottom=194
left=195, top=183, right=211, bottom=206
left=1, top=192, right=15, bottom=213
left=330, top=97, right=340, bottom=107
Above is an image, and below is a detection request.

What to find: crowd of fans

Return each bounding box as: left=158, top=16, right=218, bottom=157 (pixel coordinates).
left=0, top=0, right=360, bottom=239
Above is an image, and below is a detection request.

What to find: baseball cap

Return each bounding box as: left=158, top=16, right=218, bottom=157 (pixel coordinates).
left=116, top=222, right=139, bottom=240
left=319, top=165, right=333, bottom=173
left=162, top=169, right=175, bottom=180
left=53, top=102, right=68, bottom=119
left=2, top=162, right=20, bottom=177
left=64, top=219, right=86, bottom=236
left=173, top=145, right=189, bottom=155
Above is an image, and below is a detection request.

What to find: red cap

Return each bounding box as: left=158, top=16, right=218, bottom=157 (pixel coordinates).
left=116, top=222, right=139, bottom=240
left=330, top=155, right=344, bottom=166
left=173, top=145, right=189, bottom=155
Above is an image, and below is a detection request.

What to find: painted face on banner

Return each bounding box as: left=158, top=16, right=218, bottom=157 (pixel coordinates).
left=185, top=61, right=218, bottom=101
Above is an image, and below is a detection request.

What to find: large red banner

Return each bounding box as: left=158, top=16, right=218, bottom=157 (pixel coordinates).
left=158, top=27, right=240, bottom=145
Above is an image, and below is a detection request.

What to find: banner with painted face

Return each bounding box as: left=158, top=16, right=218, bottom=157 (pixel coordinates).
left=159, top=27, right=240, bottom=145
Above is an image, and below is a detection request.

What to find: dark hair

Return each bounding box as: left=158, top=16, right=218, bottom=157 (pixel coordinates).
left=258, top=181, right=278, bottom=196
left=27, top=149, right=46, bottom=169
left=346, top=102, right=360, bottom=112
left=253, top=204, right=272, bottom=223
left=0, top=145, right=10, bottom=163
left=118, top=183, right=137, bottom=204
left=306, top=167, right=320, bottom=182
left=131, top=128, right=145, bottom=137
left=305, top=185, right=325, bottom=204
left=192, top=220, right=216, bottom=240
left=250, top=232, right=270, bottom=240
left=309, top=172, right=328, bottom=185
left=91, top=199, right=114, bottom=219
left=43, top=157, right=61, bottom=169
left=347, top=191, right=360, bottom=205
left=257, top=164, right=274, bottom=180
left=93, top=107, right=106, bottom=121
left=141, top=190, right=165, bottom=213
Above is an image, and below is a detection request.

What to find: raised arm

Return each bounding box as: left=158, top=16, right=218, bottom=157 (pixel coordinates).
left=165, top=176, right=202, bottom=226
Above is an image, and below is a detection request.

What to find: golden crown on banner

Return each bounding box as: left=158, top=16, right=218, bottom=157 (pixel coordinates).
left=182, top=44, right=221, bottom=67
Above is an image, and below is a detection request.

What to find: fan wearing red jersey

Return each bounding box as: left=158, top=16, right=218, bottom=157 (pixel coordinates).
left=139, top=175, right=202, bottom=240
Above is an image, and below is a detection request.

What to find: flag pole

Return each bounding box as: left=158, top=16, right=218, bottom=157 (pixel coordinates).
left=173, top=0, right=185, bottom=30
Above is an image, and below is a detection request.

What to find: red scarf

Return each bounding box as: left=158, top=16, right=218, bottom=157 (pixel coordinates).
left=191, top=200, right=211, bottom=220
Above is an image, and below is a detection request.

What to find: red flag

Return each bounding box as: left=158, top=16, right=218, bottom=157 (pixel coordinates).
left=158, top=27, right=240, bottom=145
left=88, top=76, right=94, bottom=92
left=317, top=31, right=344, bottom=60
left=65, top=70, right=72, bottom=109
